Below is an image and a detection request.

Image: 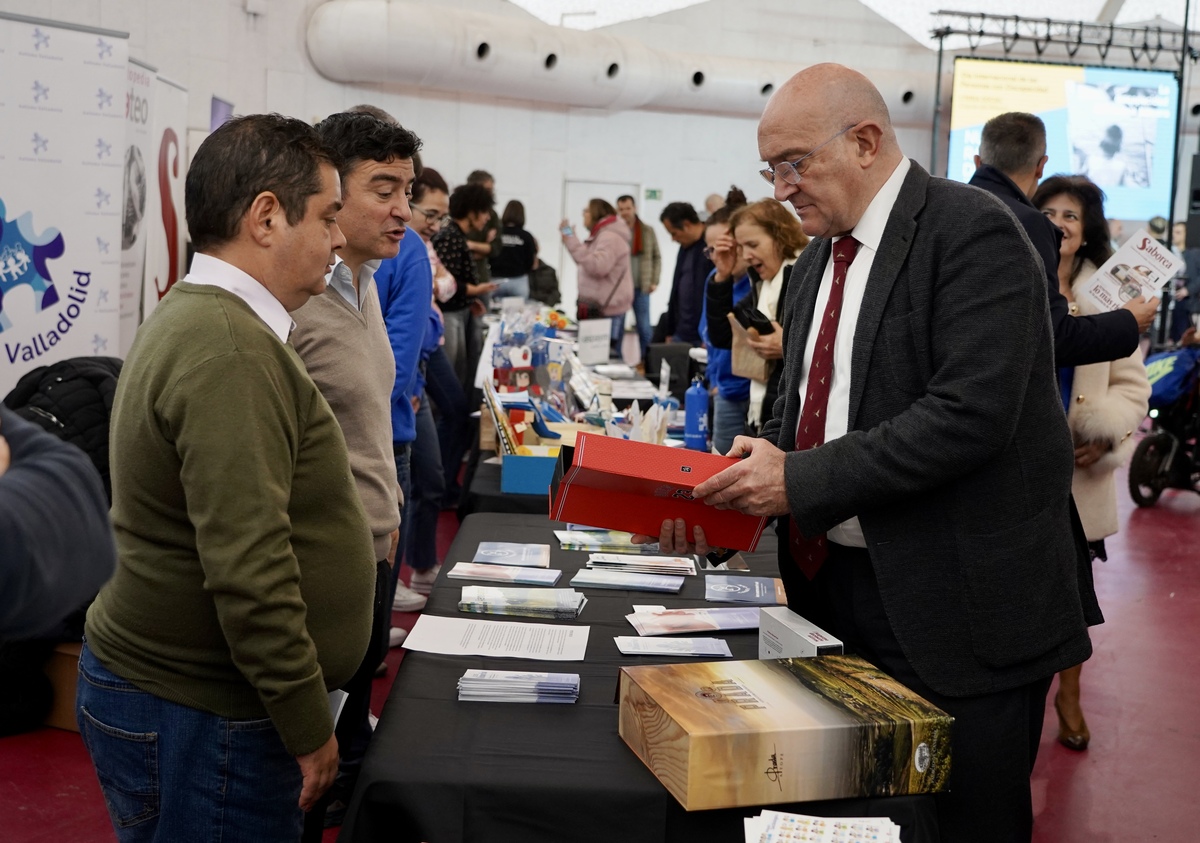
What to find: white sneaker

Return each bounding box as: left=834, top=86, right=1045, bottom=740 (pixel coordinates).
left=392, top=584, right=427, bottom=613
left=409, top=564, right=442, bottom=595
left=388, top=627, right=408, bottom=648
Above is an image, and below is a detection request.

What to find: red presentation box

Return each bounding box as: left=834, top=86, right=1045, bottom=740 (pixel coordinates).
left=549, top=433, right=769, bottom=552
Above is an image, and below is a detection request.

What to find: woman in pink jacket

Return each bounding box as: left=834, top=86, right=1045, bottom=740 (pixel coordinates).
left=562, top=198, right=634, bottom=359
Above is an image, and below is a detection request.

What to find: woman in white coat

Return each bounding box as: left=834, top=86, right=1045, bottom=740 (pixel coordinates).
left=1034, top=175, right=1151, bottom=752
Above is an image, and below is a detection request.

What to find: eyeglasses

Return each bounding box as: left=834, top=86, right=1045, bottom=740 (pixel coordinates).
left=759, top=124, right=857, bottom=186
left=411, top=204, right=445, bottom=226
left=702, top=245, right=716, bottom=260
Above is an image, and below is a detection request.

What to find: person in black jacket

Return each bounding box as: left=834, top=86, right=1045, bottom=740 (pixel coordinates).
left=655, top=202, right=713, bottom=345
left=0, top=405, right=115, bottom=638
left=967, top=112, right=1157, bottom=366
left=489, top=200, right=537, bottom=301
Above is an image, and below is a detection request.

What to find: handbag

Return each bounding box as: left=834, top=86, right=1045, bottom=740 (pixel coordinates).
left=577, top=275, right=621, bottom=321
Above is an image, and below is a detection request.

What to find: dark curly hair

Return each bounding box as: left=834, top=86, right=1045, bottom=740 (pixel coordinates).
left=314, top=111, right=422, bottom=181
left=1032, top=174, right=1113, bottom=280
left=448, top=182, right=495, bottom=220
left=728, top=199, right=809, bottom=260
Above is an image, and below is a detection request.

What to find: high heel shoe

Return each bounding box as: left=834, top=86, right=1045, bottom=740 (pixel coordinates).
left=1055, top=692, right=1090, bottom=751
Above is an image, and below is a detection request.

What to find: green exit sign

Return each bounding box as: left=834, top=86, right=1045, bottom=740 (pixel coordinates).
left=644, top=188, right=663, bottom=201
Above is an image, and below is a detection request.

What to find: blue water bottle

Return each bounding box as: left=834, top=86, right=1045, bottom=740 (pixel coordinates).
left=684, top=376, right=709, bottom=452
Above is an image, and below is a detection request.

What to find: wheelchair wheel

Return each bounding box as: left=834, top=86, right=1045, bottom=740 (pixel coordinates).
left=1128, top=433, right=1172, bottom=507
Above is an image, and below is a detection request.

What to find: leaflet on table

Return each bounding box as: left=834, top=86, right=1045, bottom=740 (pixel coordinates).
left=570, top=569, right=685, bottom=593
left=458, top=586, right=587, bottom=620
left=447, top=562, right=563, bottom=585
left=744, top=809, right=901, bottom=843
left=554, top=529, right=664, bottom=555
left=625, top=606, right=761, bottom=636
left=457, top=669, right=580, bottom=704
left=472, top=541, right=551, bottom=568
left=705, top=575, right=787, bottom=605
left=403, top=615, right=590, bottom=661
left=588, top=552, right=697, bottom=576
left=614, top=636, right=733, bottom=657
left=1077, top=227, right=1182, bottom=313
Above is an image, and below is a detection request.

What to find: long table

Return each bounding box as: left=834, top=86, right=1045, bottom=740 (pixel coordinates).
left=339, top=513, right=937, bottom=843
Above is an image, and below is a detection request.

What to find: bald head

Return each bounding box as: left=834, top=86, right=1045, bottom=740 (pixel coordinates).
left=759, top=63, right=903, bottom=239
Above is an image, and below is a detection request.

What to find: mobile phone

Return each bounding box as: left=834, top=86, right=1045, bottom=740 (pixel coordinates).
left=561, top=225, right=573, bottom=236
left=736, top=307, right=775, bottom=335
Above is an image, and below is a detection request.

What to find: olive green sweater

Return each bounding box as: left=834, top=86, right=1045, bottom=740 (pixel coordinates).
left=86, top=281, right=375, bottom=756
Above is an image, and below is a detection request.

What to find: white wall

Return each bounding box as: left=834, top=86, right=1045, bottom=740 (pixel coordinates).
left=0, top=0, right=937, bottom=320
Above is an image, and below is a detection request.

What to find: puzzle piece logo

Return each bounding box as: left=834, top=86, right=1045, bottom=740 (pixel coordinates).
left=96, top=38, right=112, bottom=60
left=32, top=28, right=50, bottom=51
left=0, top=197, right=65, bottom=333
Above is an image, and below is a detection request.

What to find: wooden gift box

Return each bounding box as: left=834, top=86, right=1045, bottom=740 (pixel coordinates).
left=618, top=655, right=952, bottom=811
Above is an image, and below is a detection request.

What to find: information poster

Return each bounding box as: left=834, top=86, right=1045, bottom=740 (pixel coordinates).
left=0, top=14, right=127, bottom=396
left=141, top=73, right=188, bottom=324
left=948, top=57, right=1179, bottom=221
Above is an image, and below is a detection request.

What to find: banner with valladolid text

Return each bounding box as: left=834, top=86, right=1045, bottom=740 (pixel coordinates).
left=141, top=73, right=188, bottom=325
left=0, top=13, right=128, bottom=396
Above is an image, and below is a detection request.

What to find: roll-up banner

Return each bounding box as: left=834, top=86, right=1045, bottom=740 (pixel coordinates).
left=0, top=13, right=128, bottom=395
left=141, top=74, right=188, bottom=323
left=118, top=56, right=155, bottom=357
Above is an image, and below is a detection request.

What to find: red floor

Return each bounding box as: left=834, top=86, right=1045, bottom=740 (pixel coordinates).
left=2, top=477, right=1198, bottom=841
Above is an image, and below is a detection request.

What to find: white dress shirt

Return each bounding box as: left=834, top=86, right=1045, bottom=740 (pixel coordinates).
left=794, top=156, right=911, bottom=547
left=184, top=253, right=293, bottom=343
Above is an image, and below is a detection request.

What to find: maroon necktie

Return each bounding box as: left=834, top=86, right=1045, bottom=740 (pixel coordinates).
left=788, top=236, right=860, bottom=580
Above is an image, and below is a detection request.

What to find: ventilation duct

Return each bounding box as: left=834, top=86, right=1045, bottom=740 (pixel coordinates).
left=307, top=0, right=805, bottom=117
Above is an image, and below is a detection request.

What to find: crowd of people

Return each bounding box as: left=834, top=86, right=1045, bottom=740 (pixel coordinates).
left=5, top=60, right=1199, bottom=843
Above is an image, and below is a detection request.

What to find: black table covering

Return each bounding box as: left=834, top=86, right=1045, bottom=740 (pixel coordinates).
left=338, top=513, right=937, bottom=843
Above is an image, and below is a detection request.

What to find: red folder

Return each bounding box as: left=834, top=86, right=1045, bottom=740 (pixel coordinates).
left=548, top=433, right=768, bottom=551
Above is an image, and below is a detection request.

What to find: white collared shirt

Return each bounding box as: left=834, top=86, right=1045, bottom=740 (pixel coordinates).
left=795, top=156, right=910, bottom=547
left=184, top=253, right=294, bottom=343
left=326, top=256, right=381, bottom=312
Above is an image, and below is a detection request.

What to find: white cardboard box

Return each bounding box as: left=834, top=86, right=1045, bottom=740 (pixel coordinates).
left=758, top=607, right=843, bottom=659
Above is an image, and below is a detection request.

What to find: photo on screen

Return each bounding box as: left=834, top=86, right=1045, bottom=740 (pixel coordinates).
left=947, top=57, right=1180, bottom=221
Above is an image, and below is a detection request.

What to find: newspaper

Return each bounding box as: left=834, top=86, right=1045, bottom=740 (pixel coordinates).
left=1077, top=227, right=1182, bottom=313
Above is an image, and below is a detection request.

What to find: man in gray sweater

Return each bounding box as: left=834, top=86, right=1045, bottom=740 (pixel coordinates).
left=290, top=110, right=421, bottom=825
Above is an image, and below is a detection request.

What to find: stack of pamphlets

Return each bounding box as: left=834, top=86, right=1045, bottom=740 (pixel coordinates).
left=459, top=586, right=587, bottom=620
left=570, top=569, right=684, bottom=593
left=744, top=810, right=900, bottom=843
left=705, top=574, right=786, bottom=605
left=472, top=541, right=551, bottom=568
left=613, top=636, right=732, bottom=657
left=587, top=552, right=697, bottom=576
left=447, top=563, right=562, bottom=585
left=553, top=529, right=662, bottom=554
left=625, top=606, right=760, bottom=636
left=457, top=669, right=580, bottom=704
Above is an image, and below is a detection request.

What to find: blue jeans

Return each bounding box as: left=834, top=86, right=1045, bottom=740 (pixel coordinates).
left=711, top=394, right=750, bottom=456
left=425, top=346, right=468, bottom=503
left=405, top=397, right=445, bottom=572
left=610, top=313, right=626, bottom=358
left=76, top=642, right=303, bottom=842
left=632, top=289, right=653, bottom=361
left=389, top=442, right=413, bottom=606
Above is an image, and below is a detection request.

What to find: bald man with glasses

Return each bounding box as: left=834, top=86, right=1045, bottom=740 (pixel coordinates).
left=652, top=64, right=1099, bottom=843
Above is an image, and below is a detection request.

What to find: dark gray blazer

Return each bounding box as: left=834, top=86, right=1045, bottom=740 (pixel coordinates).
left=762, top=161, right=1101, bottom=697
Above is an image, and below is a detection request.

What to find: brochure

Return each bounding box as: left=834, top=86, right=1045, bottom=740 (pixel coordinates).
left=1077, top=227, right=1183, bottom=313
left=705, top=575, right=787, bottom=605
left=744, top=809, right=901, bottom=843
left=553, top=529, right=662, bottom=555
left=403, top=615, right=589, bottom=661
left=570, top=569, right=685, bottom=593
left=614, top=636, right=733, bottom=657
left=457, top=669, right=580, bottom=704
left=458, top=586, right=587, bottom=620
left=587, top=552, right=697, bottom=577
left=447, top=562, right=562, bottom=586
left=472, top=541, right=551, bottom=568
left=624, top=606, right=761, bottom=636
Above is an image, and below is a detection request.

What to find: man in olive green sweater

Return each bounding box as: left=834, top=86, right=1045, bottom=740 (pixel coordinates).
left=79, top=114, right=375, bottom=841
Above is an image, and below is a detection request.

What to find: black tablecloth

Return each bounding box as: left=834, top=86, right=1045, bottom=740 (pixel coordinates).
left=339, top=513, right=937, bottom=843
